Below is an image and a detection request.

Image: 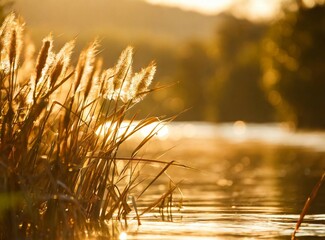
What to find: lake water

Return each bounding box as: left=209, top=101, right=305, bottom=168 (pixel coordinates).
left=121, top=122, right=325, bottom=239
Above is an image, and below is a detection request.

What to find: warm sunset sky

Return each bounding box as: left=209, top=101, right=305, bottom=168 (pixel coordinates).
left=145, top=0, right=283, bottom=20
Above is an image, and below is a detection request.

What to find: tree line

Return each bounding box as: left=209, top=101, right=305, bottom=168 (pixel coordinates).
left=176, top=1, right=325, bottom=129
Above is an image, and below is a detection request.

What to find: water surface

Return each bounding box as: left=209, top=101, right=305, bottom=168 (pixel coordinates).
left=124, top=123, right=325, bottom=239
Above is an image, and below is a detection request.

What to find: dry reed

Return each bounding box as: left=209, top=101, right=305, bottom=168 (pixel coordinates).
left=0, top=13, right=181, bottom=239
left=292, top=171, right=325, bottom=239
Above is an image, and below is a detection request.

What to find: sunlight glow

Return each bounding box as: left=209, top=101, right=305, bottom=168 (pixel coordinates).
left=119, top=231, right=128, bottom=240
left=233, top=0, right=280, bottom=20
left=95, top=121, right=118, bottom=137
left=145, top=0, right=282, bottom=20
left=233, top=121, right=247, bottom=136
left=140, top=122, right=169, bottom=140
left=146, top=0, right=233, bottom=15
left=95, top=121, right=169, bottom=140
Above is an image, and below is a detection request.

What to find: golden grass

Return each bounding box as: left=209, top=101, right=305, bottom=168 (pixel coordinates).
left=292, top=171, right=325, bottom=239
left=0, top=13, right=181, bottom=239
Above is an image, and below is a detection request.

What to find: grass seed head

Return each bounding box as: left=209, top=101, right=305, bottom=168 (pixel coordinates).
left=100, top=68, right=115, bottom=99
left=35, top=35, right=53, bottom=82
left=50, top=40, right=75, bottom=87
left=0, top=13, right=24, bottom=71
left=131, top=61, right=156, bottom=102
left=8, top=29, right=16, bottom=66
left=113, top=46, right=133, bottom=94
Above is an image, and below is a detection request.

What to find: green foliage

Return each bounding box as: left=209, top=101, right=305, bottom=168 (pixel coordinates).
left=262, top=2, right=325, bottom=128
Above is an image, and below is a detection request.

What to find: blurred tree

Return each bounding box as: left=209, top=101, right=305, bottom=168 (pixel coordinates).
left=178, top=14, right=274, bottom=122
left=215, top=15, right=274, bottom=122
left=177, top=41, right=217, bottom=121
left=262, top=1, right=325, bottom=128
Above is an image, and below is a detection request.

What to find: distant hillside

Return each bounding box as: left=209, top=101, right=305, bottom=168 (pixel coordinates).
left=13, top=0, right=221, bottom=43
left=12, top=0, right=228, bottom=119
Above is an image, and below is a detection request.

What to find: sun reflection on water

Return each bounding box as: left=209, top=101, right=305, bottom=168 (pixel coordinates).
left=140, top=122, right=169, bottom=139
left=232, top=120, right=247, bottom=136
left=92, top=122, right=325, bottom=239
left=95, top=120, right=170, bottom=140
left=119, top=231, right=128, bottom=240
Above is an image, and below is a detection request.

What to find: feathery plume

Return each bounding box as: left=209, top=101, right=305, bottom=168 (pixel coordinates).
left=50, top=40, right=75, bottom=87
left=31, top=34, right=54, bottom=100
left=81, top=40, right=98, bottom=100
left=1, top=13, right=24, bottom=71
left=130, top=61, right=156, bottom=102
left=113, top=46, right=133, bottom=93
left=100, top=68, right=115, bottom=99
left=0, top=12, right=15, bottom=38
left=8, top=29, right=16, bottom=66
left=74, top=49, right=86, bottom=93
left=87, top=58, right=104, bottom=101
left=35, top=35, right=53, bottom=82
left=74, top=40, right=98, bottom=96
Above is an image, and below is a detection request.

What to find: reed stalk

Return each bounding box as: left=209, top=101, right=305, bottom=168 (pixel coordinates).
left=0, top=13, right=180, bottom=239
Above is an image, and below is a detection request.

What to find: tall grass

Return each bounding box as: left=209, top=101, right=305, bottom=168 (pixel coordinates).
left=0, top=13, right=180, bottom=239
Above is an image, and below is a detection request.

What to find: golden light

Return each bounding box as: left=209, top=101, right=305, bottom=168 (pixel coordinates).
left=233, top=120, right=246, bottom=136
left=145, top=0, right=233, bottom=15
left=95, top=121, right=169, bottom=140
left=119, top=231, right=128, bottom=240
left=232, top=0, right=281, bottom=20
left=145, top=0, right=282, bottom=20
left=95, top=121, right=118, bottom=138
left=140, top=122, right=169, bottom=140
left=95, top=121, right=137, bottom=139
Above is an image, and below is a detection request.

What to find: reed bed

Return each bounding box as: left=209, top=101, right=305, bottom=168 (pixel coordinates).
left=0, top=13, right=181, bottom=239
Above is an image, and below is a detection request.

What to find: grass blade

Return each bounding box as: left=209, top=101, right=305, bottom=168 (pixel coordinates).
left=292, top=171, right=325, bottom=239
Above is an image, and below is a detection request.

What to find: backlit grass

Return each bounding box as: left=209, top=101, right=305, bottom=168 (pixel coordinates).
left=0, top=13, right=181, bottom=239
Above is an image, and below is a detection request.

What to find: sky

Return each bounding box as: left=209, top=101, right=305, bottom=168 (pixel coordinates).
left=145, top=0, right=283, bottom=20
